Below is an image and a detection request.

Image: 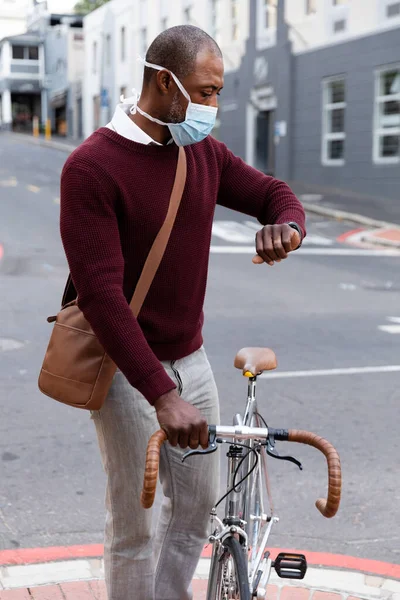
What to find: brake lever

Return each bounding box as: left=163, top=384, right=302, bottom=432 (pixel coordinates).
left=182, top=426, right=218, bottom=463
left=266, top=435, right=303, bottom=470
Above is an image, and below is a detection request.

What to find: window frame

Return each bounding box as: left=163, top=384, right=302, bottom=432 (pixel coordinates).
left=321, top=76, right=346, bottom=167
left=373, top=64, right=400, bottom=165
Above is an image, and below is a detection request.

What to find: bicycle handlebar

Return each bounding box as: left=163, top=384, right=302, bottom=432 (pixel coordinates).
left=140, top=426, right=341, bottom=518
left=286, top=429, right=341, bottom=518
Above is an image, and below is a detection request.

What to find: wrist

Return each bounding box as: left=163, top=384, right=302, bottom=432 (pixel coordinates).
left=286, top=222, right=302, bottom=248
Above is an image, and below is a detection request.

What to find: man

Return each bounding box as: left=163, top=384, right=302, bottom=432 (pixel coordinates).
left=60, top=25, right=305, bottom=600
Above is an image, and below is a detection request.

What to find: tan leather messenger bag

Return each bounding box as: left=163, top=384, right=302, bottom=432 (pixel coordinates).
left=38, top=146, right=187, bottom=411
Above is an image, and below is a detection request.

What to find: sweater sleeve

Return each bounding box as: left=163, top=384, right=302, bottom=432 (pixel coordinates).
left=59, top=161, right=176, bottom=404
left=217, top=144, right=306, bottom=237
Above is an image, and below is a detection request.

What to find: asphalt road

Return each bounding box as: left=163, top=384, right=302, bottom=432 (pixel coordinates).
left=0, top=134, right=399, bottom=564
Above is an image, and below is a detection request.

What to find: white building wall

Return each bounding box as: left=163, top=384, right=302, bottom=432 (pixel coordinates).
left=82, top=0, right=250, bottom=138
left=286, top=0, right=400, bottom=54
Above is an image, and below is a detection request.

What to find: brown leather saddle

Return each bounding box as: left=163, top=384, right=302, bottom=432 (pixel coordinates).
left=234, top=347, right=277, bottom=377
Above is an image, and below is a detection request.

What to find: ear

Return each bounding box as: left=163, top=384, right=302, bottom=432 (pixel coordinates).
left=156, top=70, right=173, bottom=95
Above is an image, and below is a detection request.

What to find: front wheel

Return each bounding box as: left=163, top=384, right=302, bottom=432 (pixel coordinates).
left=207, top=535, right=250, bottom=600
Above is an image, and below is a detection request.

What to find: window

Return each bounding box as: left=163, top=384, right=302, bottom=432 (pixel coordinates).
left=184, top=6, right=192, bottom=23
left=306, top=0, right=316, bottom=14
left=12, top=45, right=25, bottom=59
left=322, top=78, right=346, bottom=165
left=333, top=19, right=346, bottom=32
left=28, top=46, right=39, bottom=60
left=374, top=67, right=400, bottom=163
left=387, top=2, right=400, bottom=17
left=141, top=27, right=147, bottom=56
left=92, top=41, right=97, bottom=74
left=121, top=27, right=126, bottom=62
left=11, top=45, right=39, bottom=60
left=260, top=0, right=277, bottom=30
left=231, top=0, right=239, bottom=40
left=106, top=34, right=111, bottom=66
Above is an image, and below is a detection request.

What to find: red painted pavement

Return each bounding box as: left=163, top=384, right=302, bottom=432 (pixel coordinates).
left=0, top=544, right=399, bottom=579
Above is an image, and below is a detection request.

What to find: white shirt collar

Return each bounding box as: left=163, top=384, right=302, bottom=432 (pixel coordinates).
left=107, top=104, right=172, bottom=145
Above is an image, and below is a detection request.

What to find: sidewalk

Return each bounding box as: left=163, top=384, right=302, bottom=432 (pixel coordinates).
left=0, top=546, right=399, bottom=600
left=291, top=181, right=400, bottom=228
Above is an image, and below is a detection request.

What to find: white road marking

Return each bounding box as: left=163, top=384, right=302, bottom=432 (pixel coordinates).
left=212, top=220, right=333, bottom=246
left=0, top=177, right=17, bottom=187
left=378, top=317, right=400, bottom=334
left=210, top=245, right=400, bottom=257
left=379, top=325, right=400, bottom=334
left=260, top=365, right=400, bottom=379
left=26, top=184, right=40, bottom=193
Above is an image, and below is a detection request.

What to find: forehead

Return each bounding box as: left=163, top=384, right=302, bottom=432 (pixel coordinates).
left=184, top=49, right=224, bottom=88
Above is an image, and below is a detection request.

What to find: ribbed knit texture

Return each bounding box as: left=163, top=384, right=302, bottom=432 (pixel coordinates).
left=60, top=128, right=305, bottom=403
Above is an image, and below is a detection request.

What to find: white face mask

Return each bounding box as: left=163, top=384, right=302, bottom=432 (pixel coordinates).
left=120, top=58, right=218, bottom=147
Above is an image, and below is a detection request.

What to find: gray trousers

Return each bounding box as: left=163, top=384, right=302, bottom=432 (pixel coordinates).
left=91, top=347, right=220, bottom=600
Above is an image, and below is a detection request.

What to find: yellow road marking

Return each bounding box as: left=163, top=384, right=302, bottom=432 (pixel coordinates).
left=26, top=184, right=40, bottom=193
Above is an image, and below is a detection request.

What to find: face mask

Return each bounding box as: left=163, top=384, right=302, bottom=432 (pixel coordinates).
left=128, top=58, right=218, bottom=146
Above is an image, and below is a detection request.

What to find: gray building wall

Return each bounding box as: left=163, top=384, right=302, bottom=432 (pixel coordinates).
left=291, top=28, right=400, bottom=200
left=218, top=0, right=400, bottom=200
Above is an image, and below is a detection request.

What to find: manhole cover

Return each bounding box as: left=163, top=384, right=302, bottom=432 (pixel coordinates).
left=0, top=338, right=25, bottom=351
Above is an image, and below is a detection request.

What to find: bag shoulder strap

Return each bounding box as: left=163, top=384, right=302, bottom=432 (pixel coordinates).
left=61, top=147, right=187, bottom=317
left=129, top=146, right=187, bottom=317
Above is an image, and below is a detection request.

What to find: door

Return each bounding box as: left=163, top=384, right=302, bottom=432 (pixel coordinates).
left=254, top=109, right=275, bottom=175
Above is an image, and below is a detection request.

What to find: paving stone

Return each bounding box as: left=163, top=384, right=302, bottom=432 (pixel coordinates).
left=60, top=581, right=94, bottom=598
left=89, top=579, right=108, bottom=599
left=29, top=585, right=64, bottom=599
left=281, top=586, right=310, bottom=599
left=0, top=591, right=31, bottom=600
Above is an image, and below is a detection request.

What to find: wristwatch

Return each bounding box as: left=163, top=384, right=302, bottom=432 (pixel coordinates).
left=286, top=222, right=303, bottom=249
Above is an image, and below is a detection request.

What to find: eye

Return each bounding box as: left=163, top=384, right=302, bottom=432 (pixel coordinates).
left=201, top=92, right=212, bottom=98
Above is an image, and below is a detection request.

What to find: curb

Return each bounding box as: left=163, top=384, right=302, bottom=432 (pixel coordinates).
left=1, top=557, right=400, bottom=599
left=302, top=201, right=399, bottom=230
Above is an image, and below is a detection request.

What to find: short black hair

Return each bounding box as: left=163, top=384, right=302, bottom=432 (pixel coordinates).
left=143, top=25, right=222, bottom=85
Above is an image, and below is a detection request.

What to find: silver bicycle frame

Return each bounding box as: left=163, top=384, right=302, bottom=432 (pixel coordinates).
left=206, top=378, right=279, bottom=599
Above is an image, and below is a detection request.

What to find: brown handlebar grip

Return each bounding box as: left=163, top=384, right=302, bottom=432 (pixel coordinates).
left=141, top=429, right=168, bottom=509
left=287, top=429, right=341, bottom=518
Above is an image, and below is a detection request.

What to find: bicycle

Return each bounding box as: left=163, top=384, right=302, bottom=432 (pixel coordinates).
left=141, top=347, right=342, bottom=599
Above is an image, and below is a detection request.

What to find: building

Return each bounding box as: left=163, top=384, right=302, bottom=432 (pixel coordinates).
left=81, top=0, right=400, bottom=201
left=82, top=0, right=250, bottom=139
left=219, top=0, right=400, bottom=200
left=0, top=31, right=44, bottom=131
left=27, top=2, right=85, bottom=139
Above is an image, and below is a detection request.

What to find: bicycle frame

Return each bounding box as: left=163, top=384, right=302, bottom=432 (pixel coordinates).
left=207, top=376, right=279, bottom=597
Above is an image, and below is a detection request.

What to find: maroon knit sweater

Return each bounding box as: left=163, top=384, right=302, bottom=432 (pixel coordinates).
left=60, top=128, right=305, bottom=403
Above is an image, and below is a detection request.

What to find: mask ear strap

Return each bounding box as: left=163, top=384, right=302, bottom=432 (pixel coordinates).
left=138, top=56, right=191, bottom=103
